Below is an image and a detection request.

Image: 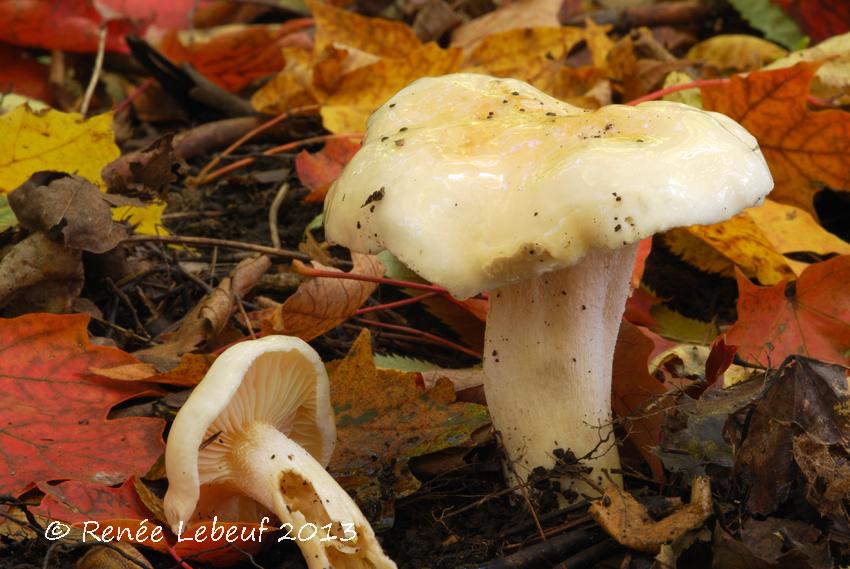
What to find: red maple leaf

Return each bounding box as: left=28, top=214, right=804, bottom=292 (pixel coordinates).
left=0, top=313, right=165, bottom=495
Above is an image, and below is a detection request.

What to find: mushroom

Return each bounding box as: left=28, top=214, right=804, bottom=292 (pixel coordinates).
left=323, top=73, right=773, bottom=493
left=163, top=335, right=396, bottom=569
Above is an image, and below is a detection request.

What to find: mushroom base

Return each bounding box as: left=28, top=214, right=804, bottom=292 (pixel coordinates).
left=483, top=243, right=638, bottom=497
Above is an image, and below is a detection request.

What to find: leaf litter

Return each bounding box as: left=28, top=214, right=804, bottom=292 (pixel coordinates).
left=3, top=2, right=850, bottom=568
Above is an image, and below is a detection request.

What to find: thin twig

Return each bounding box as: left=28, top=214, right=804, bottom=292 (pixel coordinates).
left=355, top=291, right=439, bottom=315
left=626, top=78, right=728, bottom=105
left=268, top=182, right=290, bottom=249
left=113, top=77, right=155, bottom=116
left=235, top=294, right=257, bottom=340
left=123, top=234, right=311, bottom=261
left=195, top=105, right=319, bottom=183
left=80, top=25, right=107, bottom=117
left=201, top=132, right=362, bottom=184
left=294, top=264, right=449, bottom=293
left=353, top=318, right=481, bottom=359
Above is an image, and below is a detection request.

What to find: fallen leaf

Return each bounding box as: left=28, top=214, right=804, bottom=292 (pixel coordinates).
left=701, top=62, right=850, bottom=215
left=8, top=172, right=128, bottom=253
left=0, top=105, right=165, bottom=235
left=77, top=542, right=153, bottom=569
left=295, top=136, right=361, bottom=202
left=746, top=199, right=850, bottom=274
left=0, top=43, right=51, bottom=103
left=262, top=253, right=383, bottom=340
left=450, top=0, right=562, bottom=51
left=726, top=0, right=805, bottom=49
left=735, top=357, right=850, bottom=515
left=327, top=329, right=490, bottom=526
left=589, top=476, right=713, bottom=553
left=793, top=433, right=850, bottom=519
left=0, top=313, right=164, bottom=496
left=101, top=135, right=179, bottom=201
left=686, top=34, right=787, bottom=72
left=664, top=211, right=796, bottom=285
left=713, top=518, right=832, bottom=569
left=309, top=0, right=420, bottom=58
left=93, top=354, right=213, bottom=386
left=767, top=31, right=850, bottom=106
left=158, top=22, right=313, bottom=93
left=726, top=257, right=850, bottom=367
left=0, top=194, right=16, bottom=232
left=773, top=0, right=850, bottom=43
left=612, top=320, right=671, bottom=480
left=137, top=255, right=271, bottom=364
left=0, top=232, right=83, bottom=315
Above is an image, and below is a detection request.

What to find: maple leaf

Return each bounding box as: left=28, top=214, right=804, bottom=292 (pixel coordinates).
left=0, top=44, right=50, bottom=103
left=701, top=62, right=850, bottom=215
left=773, top=0, right=850, bottom=43
left=726, top=255, right=850, bottom=367
left=327, top=329, right=490, bottom=525
left=295, top=137, right=361, bottom=202
left=0, top=105, right=166, bottom=236
left=261, top=253, right=384, bottom=340
left=0, top=313, right=164, bottom=496
left=158, top=22, right=313, bottom=93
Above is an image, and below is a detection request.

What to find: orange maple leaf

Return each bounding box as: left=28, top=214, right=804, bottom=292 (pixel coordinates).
left=701, top=62, right=850, bottom=215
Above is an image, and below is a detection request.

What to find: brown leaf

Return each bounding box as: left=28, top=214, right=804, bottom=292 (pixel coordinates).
left=262, top=253, right=383, bottom=340
left=793, top=433, right=850, bottom=519
left=589, top=476, right=713, bottom=553
left=8, top=172, right=127, bottom=253
left=713, top=518, right=833, bottom=569
left=327, top=329, right=489, bottom=526
left=101, top=135, right=179, bottom=201
left=735, top=357, right=850, bottom=515
left=92, top=354, right=213, bottom=386
left=0, top=232, right=83, bottom=315
left=136, top=256, right=271, bottom=363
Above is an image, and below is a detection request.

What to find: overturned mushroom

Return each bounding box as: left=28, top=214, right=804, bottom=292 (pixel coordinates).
left=324, top=73, right=773, bottom=493
left=163, top=335, right=396, bottom=569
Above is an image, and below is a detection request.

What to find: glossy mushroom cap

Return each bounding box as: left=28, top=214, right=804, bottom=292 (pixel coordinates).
left=164, top=335, right=335, bottom=527
left=324, top=73, right=774, bottom=299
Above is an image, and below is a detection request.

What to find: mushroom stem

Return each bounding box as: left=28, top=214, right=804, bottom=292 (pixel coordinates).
left=483, top=243, right=638, bottom=495
left=228, top=422, right=396, bottom=569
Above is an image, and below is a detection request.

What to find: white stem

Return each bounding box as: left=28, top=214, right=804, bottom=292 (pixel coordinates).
left=230, top=422, right=397, bottom=569
left=483, top=244, right=637, bottom=495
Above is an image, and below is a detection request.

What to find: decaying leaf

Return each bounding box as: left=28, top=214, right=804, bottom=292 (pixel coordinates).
left=767, top=31, right=850, bottom=105
left=295, top=136, right=361, bottom=202
left=92, top=353, right=213, bottom=386
left=793, top=433, right=850, bottom=519
left=137, top=255, right=271, bottom=365
left=8, top=172, right=128, bottom=253
left=735, top=357, right=850, bottom=515
left=726, top=256, right=850, bottom=367
left=262, top=253, right=383, bottom=340
left=76, top=543, right=153, bottom=569
left=0, top=232, right=83, bottom=315
left=686, top=34, right=787, bottom=73
left=702, top=62, right=850, bottom=216
left=589, top=476, right=713, bottom=553
left=328, top=329, right=490, bottom=526
left=101, top=136, right=179, bottom=200
left=713, top=518, right=833, bottom=569
left=0, top=313, right=164, bottom=496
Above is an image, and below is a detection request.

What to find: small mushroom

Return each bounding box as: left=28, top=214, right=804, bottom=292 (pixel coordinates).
left=324, top=73, right=773, bottom=494
left=163, top=335, right=396, bottom=569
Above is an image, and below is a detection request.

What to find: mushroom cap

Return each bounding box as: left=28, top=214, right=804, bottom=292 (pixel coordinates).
left=164, top=335, right=335, bottom=527
left=324, top=73, right=774, bottom=299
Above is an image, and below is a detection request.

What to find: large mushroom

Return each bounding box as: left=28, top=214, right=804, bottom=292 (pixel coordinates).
left=323, top=73, right=773, bottom=492
left=163, top=335, right=396, bottom=569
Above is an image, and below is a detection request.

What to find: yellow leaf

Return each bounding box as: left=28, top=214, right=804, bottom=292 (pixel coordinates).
left=450, top=0, right=562, bottom=51
left=766, top=31, right=850, bottom=104
left=0, top=106, right=118, bottom=193
left=687, top=34, right=787, bottom=72
left=308, top=0, right=421, bottom=58
left=113, top=200, right=168, bottom=236
left=747, top=199, right=850, bottom=275
left=321, top=43, right=463, bottom=133
left=663, top=212, right=795, bottom=285
left=465, top=27, right=585, bottom=77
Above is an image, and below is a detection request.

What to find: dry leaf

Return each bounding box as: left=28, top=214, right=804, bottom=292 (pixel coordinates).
left=589, top=476, right=713, bottom=553
left=450, top=0, right=563, bottom=51
left=262, top=253, right=383, bottom=340
left=702, top=62, right=850, bottom=215
left=687, top=34, right=787, bottom=72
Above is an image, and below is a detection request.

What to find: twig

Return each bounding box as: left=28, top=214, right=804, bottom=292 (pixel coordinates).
left=123, top=234, right=311, bottom=261
left=355, top=291, right=439, bottom=315
left=352, top=318, right=482, bottom=359
left=268, top=182, right=290, bottom=249
left=235, top=294, right=257, bottom=340
left=552, top=538, right=623, bottom=569
left=294, top=264, right=449, bottom=293
left=200, top=132, right=362, bottom=184
left=113, top=77, right=155, bottom=116
left=626, top=78, right=729, bottom=105
left=80, top=25, right=107, bottom=117
left=105, top=278, right=152, bottom=340
left=477, top=528, right=603, bottom=569
left=194, top=105, right=319, bottom=183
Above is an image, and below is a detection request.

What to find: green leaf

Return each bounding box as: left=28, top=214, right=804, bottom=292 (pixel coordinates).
left=0, top=194, right=17, bottom=232
left=727, top=0, right=807, bottom=50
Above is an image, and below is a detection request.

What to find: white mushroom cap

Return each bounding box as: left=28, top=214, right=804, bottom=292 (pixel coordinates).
left=324, top=73, right=774, bottom=299
left=164, top=335, right=335, bottom=527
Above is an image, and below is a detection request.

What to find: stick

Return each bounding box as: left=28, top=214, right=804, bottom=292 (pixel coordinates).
left=123, top=234, right=310, bottom=261
left=80, top=25, right=107, bottom=117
